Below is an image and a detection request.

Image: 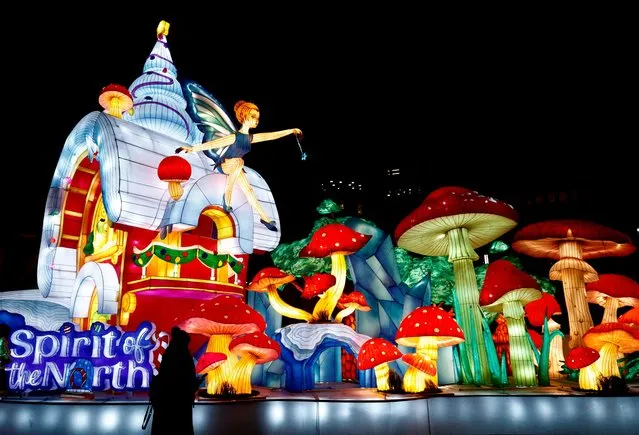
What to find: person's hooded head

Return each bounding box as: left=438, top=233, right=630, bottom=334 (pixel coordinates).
left=170, top=326, right=190, bottom=348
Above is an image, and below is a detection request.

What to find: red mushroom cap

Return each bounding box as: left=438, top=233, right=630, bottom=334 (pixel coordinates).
left=401, top=353, right=437, bottom=376
left=512, top=220, right=635, bottom=260
left=248, top=267, right=296, bottom=292
left=229, top=332, right=281, bottom=364
left=394, top=187, right=518, bottom=256
left=396, top=306, right=464, bottom=348
left=337, top=291, right=371, bottom=311
left=100, top=84, right=132, bottom=98
left=583, top=323, right=639, bottom=354
left=564, top=346, right=600, bottom=370
left=300, top=273, right=336, bottom=299
left=479, top=259, right=541, bottom=306
left=525, top=293, right=562, bottom=327
left=158, top=155, right=192, bottom=182
left=586, top=274, right=639, bottom=308
left=299, top=223, right=371, bottom=258
left=528, top=329, right=543, bottom=349
left=195, top=352, right=227, bottom=375
left=177, top=295, right=266, bottom=336
left=358, top=338, right=402, bottom=370
left=98, top=84, right=134, bottom=112
left=618, top=308, right=639, bottom=327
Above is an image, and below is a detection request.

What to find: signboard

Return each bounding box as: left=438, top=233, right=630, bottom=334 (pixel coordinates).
left=7, top=321, right=158, bottom=392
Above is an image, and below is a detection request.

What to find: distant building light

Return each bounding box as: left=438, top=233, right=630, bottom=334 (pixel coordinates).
left=339, top=181, right=342, bottom=184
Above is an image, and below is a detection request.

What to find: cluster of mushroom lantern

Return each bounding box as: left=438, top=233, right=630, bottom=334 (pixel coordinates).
left=394, top=187, right=638, bottom=389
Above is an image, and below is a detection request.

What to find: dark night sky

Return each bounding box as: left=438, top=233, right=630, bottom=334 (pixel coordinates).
left=1, top=10, right=637, bottom=289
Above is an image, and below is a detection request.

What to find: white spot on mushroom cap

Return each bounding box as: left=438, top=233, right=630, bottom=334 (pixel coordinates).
left=437, top=315, right=442, bottom=320
left=352, top=238, right=357, bottom=242
left=335, top=242, right=340, bottom=247
left=382, top=351, right=386, bottom=355
left=371, top=357, right=375, bottom=362
left=245, top=310, right=250, bottom=314
left=415, top=323, right=420, bottom=327
left=224, top=315, right=228, bottom=319
left=434, top=328, right=440, bottom=333
left=322, top=233, right=327, bottom=237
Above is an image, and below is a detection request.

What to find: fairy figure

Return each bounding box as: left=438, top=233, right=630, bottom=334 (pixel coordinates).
left=177, top=81, right=302, bottom=232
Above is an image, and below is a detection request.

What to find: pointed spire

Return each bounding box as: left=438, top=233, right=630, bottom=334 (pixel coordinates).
left=124, top=21, right=203, bottom=145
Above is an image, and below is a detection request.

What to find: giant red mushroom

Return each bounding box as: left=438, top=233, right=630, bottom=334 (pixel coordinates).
left=157, top=155, right=192, bottom=201
left=299, top=223, right=371, bottom=321
left=335, top=291, right=371, bottom=323
left=512, top=220, right=635, bottom=348
left=177, top=295, right=266, bottom=394
left=395, top=305, right=465, bottom=387
left=479, top=259, right=541, bottom=386
left=586, top=274, right=639, bottom=324
left=525, top=292, right=565, bottom=379
left=565, top=347, right=601, bottom=391
left=357, top=338, right=402, bottom=391
left=395, top=187, right=518, bottom=384
left=247, top=267, right=314, bottom=322
left=229, top=333, right=281, bottom=395
left=98, top=84, right=133, bottom=119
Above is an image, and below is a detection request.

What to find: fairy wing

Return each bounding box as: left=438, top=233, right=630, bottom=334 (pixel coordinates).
left=183, top=80, right=236, bottom=167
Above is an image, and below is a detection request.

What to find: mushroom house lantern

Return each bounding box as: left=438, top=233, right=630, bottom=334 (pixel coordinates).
left=479, top=259, right=541, bottom=387
left=98, top=84, right=133, bottom=119
left=299, top=223, right=372, bottom=322
left=358, top=338, right=402, bottom=392
left=512, top=220, right=636, bottom=348
left=157, top=155, right=192, bottom=201
left=395, top=306, right=465, bottom=388
left=586, top=274, right=639, bottom=324
left=395, top=187, right=518, bottom=384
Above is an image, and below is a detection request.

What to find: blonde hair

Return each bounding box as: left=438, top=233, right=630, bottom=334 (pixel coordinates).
left=234, top=100, right=259, bottom=124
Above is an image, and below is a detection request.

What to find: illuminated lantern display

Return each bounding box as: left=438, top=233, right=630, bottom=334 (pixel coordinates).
left=177, top=296, right=266, bottom=395
left=157, top=155, right=192, bottom=200
left=525, top=293, right=565, bottom=379
left=395, top=306, right=464, bottom=387
left=247, top=267, right=314, bottom=322
left=492, top=314, right=511, bottom=375
left=357, top=338, right=402, bottom=392
left=335, top=291, right=371, bottom=323
left=229, top=333, right=281, bottom=395
left=299, top=223, right=372, bottom=321
left=586, top=274, right=639, bottom=324
left=479, top=259, right=541, bottom=387
left=564, top=347, right=601, bottom=391
left=582, top=323, right=639, bottom=378
left=98, top=84, right=133, bottom=119
left=618, top=307, right=639, bottom=328
left=528, top=329, right=543, bottom=350
left=401, top=354, right=437, bottom=393
left=512, top=220, right=636, bottom=348
left=395, top=187, right=518, bottom=385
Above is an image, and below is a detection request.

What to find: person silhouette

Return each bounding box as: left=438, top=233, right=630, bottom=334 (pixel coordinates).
left=178, top=100, right=301, bottom=232
left=149, top=326, right=201, bottom=435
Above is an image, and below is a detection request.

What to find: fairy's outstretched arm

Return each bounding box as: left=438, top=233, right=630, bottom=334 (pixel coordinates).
left=180, top=134, right=237, bottom=153
left=252, top=128, right=302, bottom=143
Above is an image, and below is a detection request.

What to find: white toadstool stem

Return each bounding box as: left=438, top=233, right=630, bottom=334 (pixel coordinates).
left=266, top=286, right=314, bottom=322
left=602, top=298, right=619, bottom=324
left=545, top=319, right=565, bottom=379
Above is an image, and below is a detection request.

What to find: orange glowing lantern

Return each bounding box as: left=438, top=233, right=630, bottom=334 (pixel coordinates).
left=98, top=84, right=134, bottom=118
left=158, top=156, right=192, bottom=200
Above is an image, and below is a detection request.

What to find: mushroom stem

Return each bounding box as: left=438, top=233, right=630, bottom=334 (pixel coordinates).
left=206, top=335, right=236, bottom=394
left=108, top=99, right=123, bottom=118
left=545, top=320, right=565, bottom=379
left=416, top=336, right=440, bottom=386
left=579, top=363, right=602, bottom=391
left=167, top=181, right=184, bottom=201
left=266, top=286, right=314, bottom=322
left=335, top=306, right=356, bottom=323
left=556, top=266, right=594, bottom=349
left=403, top=366, right=427, bottom=393
left=602, top=298, right=619, bottom=324
left=447, top=227, right=491, bottom=385
left=229, top=353, right=258, bottom=395
left=556, top=242, right=594, bottom=348
left=374, top=362, right=391, bottom=391
left=502, top=306, right=537, bottom=387
left=312, top=254, right=346, bottom=321
left=596, top=342, right=621, bottom=378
